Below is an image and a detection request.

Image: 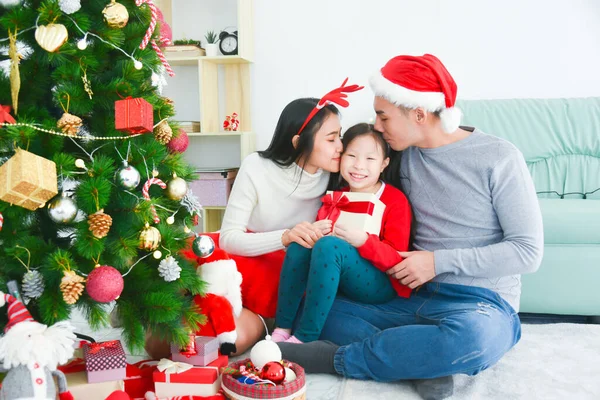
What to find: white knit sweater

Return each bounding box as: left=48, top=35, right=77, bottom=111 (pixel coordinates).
left=219, top=153, right=330, bottom=257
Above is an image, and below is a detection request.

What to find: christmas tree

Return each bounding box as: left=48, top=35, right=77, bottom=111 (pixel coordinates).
left=0, top=0, right=206, bottom=352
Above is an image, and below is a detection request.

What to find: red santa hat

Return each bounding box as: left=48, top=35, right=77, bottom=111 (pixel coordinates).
left=0, top=293, right=35, bottom=332
left=369, top=54, right=462, bottom=133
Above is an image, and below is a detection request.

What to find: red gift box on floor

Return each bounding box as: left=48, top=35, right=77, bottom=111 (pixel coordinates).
left=153, top=358, right=221, bottom=398
left=124, top=360, right=158, bottom=399
left=170, top=336, right=219, bottom=366
left=83, top=340, right=127, bottom=383
left=115, top=97, right=154, bottom=134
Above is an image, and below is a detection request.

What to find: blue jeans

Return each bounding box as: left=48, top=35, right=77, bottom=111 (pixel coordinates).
left=320, top=282, right=521, bottom=381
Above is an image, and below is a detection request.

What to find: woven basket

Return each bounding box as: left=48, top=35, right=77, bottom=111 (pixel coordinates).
left=221, top=358, right=306, bottom=400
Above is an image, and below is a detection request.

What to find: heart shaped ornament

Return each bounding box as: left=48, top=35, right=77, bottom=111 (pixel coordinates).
left=35, top=23, right=69, bottom=52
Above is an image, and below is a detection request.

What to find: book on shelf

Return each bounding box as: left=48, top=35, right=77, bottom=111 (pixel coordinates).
left=176, top=121, right=201, bottom=132
left=164, top=45, right=206, bottom=57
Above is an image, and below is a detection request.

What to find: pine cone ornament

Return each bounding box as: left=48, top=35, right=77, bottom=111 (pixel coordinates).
left=154, top=119, right=173, bottom=145
left=60, top=270, right=85, bottom=305
left=57, top=112, right=83, bottom=136
left=158, top=256, right=181, bottom=282
left=22, top=270, right=44, bottom=300
left=88, top=209, right=112, bottom=238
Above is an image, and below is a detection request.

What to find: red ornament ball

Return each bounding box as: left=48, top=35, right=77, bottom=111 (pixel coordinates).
left=260, top=361, right=286, bottom=385
left=86, top=266, right=124, bottom=303
left=167, top=129, right=189, bottom=153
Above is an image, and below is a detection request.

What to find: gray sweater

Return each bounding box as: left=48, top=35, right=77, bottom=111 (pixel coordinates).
left=400, top=129, right=544, bottom=312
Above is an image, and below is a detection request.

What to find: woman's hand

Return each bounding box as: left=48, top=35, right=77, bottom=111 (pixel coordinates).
left=282, top=221, right=327, bottom=248
left=334, top=223, right=368, bottom=248
left=312, top=219, right=333, bottom=236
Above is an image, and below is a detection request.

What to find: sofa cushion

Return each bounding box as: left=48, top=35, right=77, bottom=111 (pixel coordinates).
left=539, top=199, right=600, bottom=244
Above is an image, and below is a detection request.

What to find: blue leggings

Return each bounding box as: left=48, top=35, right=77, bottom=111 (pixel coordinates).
left=276, top=236, right=396, bottom=342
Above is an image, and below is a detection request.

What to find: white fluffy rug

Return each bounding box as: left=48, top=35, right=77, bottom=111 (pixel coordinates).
left=307, top=323, right=600, bottom=400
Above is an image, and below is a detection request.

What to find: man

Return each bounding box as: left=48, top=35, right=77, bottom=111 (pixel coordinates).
left=278, top=54, right=544, bottom=399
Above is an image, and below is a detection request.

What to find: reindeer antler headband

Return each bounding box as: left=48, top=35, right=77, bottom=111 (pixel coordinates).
left=297, top=78, right=364, bottom=135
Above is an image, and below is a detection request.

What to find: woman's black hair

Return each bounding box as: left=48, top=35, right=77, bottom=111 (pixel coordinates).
left=258, top=98, right=340, bottom=173
left=327, top=123, right=390, bottom=190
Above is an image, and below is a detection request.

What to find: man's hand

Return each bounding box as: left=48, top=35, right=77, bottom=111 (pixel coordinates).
left=282, top=221, right=326, bottom=248
left=386, top=251, right=436, bottom=289
left=333, top=224, right=368, bottom=248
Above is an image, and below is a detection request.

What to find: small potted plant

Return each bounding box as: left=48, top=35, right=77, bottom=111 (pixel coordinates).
left=204, top=30, right=219, bottom=57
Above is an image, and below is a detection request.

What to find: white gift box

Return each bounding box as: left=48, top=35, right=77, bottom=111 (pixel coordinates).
left=320, top=191, right=386, bottom=236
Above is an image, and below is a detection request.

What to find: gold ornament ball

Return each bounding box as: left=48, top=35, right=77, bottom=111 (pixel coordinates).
left=139, top=223, right=161, bottom=251
left=166, top=176, right=188, bottom=201
left=103, top=0, right=129, bottom=29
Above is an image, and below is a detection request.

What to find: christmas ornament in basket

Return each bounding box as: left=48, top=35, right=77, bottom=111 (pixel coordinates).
left=221, top=358, right=306, bottom=400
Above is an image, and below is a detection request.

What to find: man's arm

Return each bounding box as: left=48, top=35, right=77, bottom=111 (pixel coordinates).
left=434, top=149, right=544, bottom=278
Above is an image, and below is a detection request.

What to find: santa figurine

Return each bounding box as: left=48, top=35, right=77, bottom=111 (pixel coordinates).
left=192, top=249, right=242, bottom=356
left=230, top=113, right=239, bottom=131
left=222, top=115, right=232, bottom=131
left=0, top=292, right=76, bottom=400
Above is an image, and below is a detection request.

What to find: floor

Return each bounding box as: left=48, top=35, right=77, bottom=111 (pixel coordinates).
left=69, top=311, right=600, bottom=399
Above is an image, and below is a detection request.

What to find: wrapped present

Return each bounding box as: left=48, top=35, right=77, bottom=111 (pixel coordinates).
left=207, top=355, right=229, bottom=370
left=317, top=190, right=386, bottom=236
left=83, top=340, right=127, bottom=383
left=221, top=359, right=306, bottom=400
left=61, top=371, right=124, bottom=400
left=124, top=360, right=158, bottom=399
left=0, top=148, right=58, bottom=210
left=170, top=336, right=219, bottom=366
left=153, top=358, right=221, bottom=398
left=115, top=97, right=154, bottom=134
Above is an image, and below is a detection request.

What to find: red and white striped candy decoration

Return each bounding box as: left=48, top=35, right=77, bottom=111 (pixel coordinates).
left=136, top=0, right=157, bottom=50
left=151, top=39, right=175, bottom=77
left=136, top=0, right=175, bottom=76
left=142, top=177, right=166, bottom=223
left=0, top=212, right=3, bottom=231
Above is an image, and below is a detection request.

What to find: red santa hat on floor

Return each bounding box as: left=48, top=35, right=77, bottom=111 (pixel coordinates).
left=0, top=293, right=35, bottom=332
left=369, top=54, right=462, bottom=133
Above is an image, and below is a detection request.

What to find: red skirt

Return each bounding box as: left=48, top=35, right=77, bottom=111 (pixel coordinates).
left=183, top=233, right=285, bottom=318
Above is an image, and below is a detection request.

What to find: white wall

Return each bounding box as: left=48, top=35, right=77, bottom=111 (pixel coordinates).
left=168, top=0, right=600, bottom=151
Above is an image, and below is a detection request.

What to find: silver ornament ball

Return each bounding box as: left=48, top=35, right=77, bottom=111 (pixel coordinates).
left=166, top=176, right=188, bottom=201
left=192, top=235, right=215, bottom=258
left=47, top=193, right=78, bottom=224
left=116, top=161, right=141, bottom=189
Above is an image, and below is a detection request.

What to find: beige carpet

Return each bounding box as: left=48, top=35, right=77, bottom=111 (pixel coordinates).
left=329, top=323, right=600, bottom=400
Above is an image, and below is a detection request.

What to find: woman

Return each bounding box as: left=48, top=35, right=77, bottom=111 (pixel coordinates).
left=145, top=80, right=363, bottom=357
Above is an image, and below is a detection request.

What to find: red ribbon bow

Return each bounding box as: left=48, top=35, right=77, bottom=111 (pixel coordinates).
left=0, top=105, right=16, bottom=124
left=88, top=340, right=119, bottom=354
left=317, top=191, right=351, bottom=223
left=317, top=192, right=375, bottom=224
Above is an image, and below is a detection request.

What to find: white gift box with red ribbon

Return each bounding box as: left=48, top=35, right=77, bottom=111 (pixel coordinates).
left=318, top=191, right=386, bottom=236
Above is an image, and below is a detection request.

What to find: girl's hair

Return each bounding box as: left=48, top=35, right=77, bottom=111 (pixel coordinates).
left=328, top=123, right=390, bottom=190
left=258, top=98, right=340, bottom=170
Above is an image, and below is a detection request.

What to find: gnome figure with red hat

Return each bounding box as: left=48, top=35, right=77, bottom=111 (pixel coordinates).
left=0, top=292, right=76, bottom=400
left=193, top=248, right=243, bottom=356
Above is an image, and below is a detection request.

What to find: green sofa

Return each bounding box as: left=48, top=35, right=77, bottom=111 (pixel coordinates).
left=458, top=97, right=600, bottom=316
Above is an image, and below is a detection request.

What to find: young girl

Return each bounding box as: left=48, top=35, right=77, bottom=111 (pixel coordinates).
left=273, top=123, right=413, bottom=344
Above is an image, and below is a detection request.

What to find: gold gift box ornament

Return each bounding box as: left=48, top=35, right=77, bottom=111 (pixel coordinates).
left=0, top=148, right=58, bottom=210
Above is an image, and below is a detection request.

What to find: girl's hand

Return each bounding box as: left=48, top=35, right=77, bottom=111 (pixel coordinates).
left=312, top=219, right=333, bottom=236
left=333, top=223, right=368, bottom=248
left=282, top=221, right=324, bottom=248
